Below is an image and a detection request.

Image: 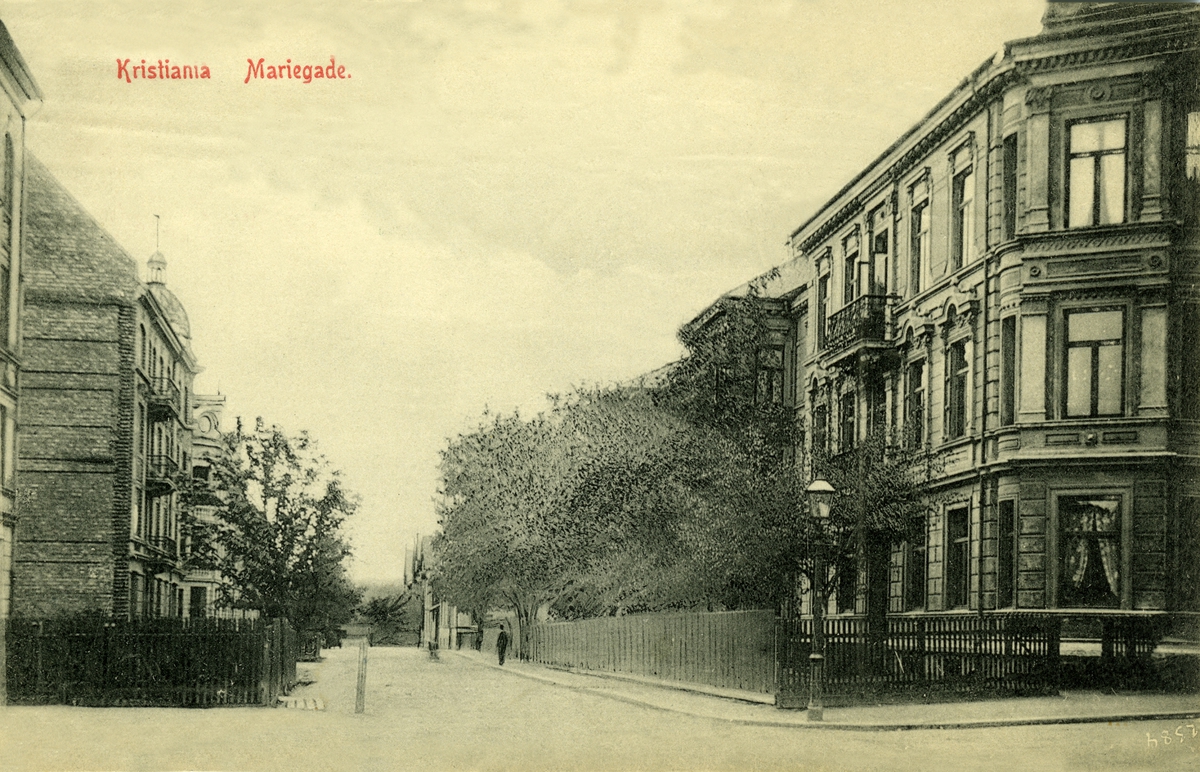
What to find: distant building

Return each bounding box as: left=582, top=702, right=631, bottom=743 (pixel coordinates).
left=14, top=156, right=199, bottom=619
left=181, top=392, right=255, bottom=618
left=691, top=3, right=1200, bottom=624
left=412, top=534, right=478, bottom=650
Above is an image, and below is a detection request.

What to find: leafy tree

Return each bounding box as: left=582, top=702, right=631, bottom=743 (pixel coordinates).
left=358, top=589, right=422, bottom=644
left=184, top=420, right=361, bottom=636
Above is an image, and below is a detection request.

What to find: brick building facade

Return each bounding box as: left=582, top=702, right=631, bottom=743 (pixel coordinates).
left=0, top=20, right=40, bottom=703
left=14, top=156, right=199, bottom=619
left=694, top=3, right=1200, bottom=625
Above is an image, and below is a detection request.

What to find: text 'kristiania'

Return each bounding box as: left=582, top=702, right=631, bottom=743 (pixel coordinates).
left=117, top=59, right=210, bottom=82
left=244, top=57, right=350, bottom=84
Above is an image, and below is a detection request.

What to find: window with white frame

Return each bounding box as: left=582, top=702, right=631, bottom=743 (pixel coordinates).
left=842, top=232, right=859, bottom=305
left=952, top=166, right=974, bottom=270
left=910, top=199, right=929, bottom=295
left=1067, top=117, right=1126, bottom=228
left=868, top=205, right=889, bottom=296
left=1064, top=308, right=1124, bottom=418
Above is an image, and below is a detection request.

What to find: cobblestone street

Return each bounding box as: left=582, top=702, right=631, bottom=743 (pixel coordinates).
left=1, top=645, right=1196, bottom=771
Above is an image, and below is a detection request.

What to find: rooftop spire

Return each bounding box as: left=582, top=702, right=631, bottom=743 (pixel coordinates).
left=147, top=214, right=166, bottom=285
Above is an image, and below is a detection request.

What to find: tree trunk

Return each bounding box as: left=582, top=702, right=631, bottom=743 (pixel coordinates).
left=516, top=603, right=534, bottom=661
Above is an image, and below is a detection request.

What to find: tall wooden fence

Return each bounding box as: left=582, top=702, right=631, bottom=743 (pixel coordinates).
left=5, top=616, right=299, bottom=707
left=529, top=610, right=776, bottom=694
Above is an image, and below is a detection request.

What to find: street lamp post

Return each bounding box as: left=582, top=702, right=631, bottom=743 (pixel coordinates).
left=806, top=478, right=835, bottom=722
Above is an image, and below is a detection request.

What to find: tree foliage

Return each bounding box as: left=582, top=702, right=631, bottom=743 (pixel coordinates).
left=357, top=589, right=422, bottom=644
left=184, top=420, right=361, bottom=635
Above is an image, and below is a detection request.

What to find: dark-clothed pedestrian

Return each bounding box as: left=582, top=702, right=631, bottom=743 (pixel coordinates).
left=496, top=624, right=509, bottom=666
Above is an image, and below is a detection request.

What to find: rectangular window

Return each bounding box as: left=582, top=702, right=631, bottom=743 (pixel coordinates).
left=1059, top=495, right=1121, bottom=608
left=866, top=379, right=886, bottom=437
left=1180, top=303, right=1200, bottom=420
left=905, top=359, right=925, bottom=447
left=1000, top=316, right=1017, bottom=426
left=843, top=236, right=859, bottom=306
left=837, top=557, right=857, bottom=614
left=0, top=405, right=6, bottom=489
left=129, top=573, right=142, bottom=620
left=812, top=404, right=828, bottom=456
left=838, top=391, right=856, bottom=453
left=947, top=507, right=970, bottom=608
left=190, top=586, right=207, bottom=618
left=997, top=500, right=1015, bottom=608
left=1065, top=309, right=1124, bottom=417
left=1068, top=118, right=1126, bottom=228
left=1003, top=133, right=1018, bottom=240
left=952, top=167, right=975, bottom=270
left=0, top=266, right=9, bottom=348
left=755, top=347, right=784, bottom=406
left=905, top=514, right=927, bottom=611
left=0, top=266, right=9, bottom=347
left=910, top=201, right=929, bottom=294
left=1180, top=498, right=1200, bottom=612
left=945, top=340, right=968, bottom=440
left=869, top=206, right=889, bottom=295
left=816, top=274, right=829, bottom=350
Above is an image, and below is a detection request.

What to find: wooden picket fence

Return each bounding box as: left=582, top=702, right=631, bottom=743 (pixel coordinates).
left=528, top=610, right=777, bottom=694
left=5, top=615, right=299, bottom=707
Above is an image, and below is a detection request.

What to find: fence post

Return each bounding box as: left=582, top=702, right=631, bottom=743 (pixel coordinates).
left=355, top=637, right=368, bottom=714
left=259, top=621, right=271, bottom=705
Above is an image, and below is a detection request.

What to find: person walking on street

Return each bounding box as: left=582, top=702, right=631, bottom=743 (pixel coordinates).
left=496, top=624, right=509, bottom=666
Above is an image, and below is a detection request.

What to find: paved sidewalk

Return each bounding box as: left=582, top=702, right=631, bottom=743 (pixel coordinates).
left=449, top=649, right=1200, bottom=731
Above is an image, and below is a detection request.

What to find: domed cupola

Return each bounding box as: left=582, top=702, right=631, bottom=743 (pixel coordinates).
left=145, top=250, right=192, bottom=341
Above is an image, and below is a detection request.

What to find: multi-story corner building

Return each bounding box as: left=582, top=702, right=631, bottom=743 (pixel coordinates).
left=702, top=3, right=1200, bottom=624
left=15, top=156, right=198, bottom=619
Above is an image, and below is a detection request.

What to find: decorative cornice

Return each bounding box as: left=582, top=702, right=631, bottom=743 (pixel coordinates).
left=789, top=16, right=1198, bottom=263
left=1020, top=225, right=1171, bottom=255
left=1025, top=85, right=1054, bottom=113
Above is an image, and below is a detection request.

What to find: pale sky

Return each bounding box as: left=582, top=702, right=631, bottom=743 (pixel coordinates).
left=1, top=0, right=1046, bottom=583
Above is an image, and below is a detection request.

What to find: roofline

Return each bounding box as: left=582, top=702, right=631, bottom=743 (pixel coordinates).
left=0, top=21, right=43, bottom=109
left=786, top=4, right=1200, bottom=252
left=140, top=288, right=199, bottom=371
left=787, top=51, right=1000, bottom=244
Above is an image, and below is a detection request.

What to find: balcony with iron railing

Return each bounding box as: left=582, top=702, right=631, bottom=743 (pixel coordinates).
left=148, top=377, right=182, bottom=421
left=822, top=294, right=891, bottom=364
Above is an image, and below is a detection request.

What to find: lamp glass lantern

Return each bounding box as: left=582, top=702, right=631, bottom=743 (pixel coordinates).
left=806, top=478, right=835, bottom=521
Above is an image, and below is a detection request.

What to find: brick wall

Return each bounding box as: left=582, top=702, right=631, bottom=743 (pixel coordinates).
left=12, top=155, right=141, bottom=619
